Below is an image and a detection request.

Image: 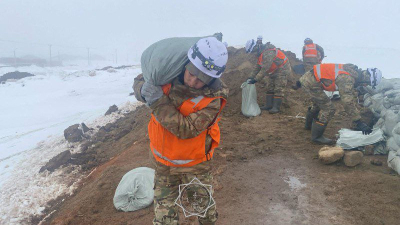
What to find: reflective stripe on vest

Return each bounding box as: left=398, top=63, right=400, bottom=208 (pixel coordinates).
left=314, top=64, right=349, bottom=91
left=148, top=83, right=227, bottom=167
left=152, top=147, right=194, bottom=165
left=304, top=44, right=318, bottom=58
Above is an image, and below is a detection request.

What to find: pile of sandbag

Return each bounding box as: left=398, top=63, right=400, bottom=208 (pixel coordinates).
left=363, top=78, right=400, bottom=174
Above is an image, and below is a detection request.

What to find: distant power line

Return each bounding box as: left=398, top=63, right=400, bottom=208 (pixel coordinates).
left=0, top=39, right=96, bottom=50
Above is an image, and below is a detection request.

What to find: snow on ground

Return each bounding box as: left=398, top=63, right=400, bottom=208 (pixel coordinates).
left=0, top=63, right=140, bottom=160
left=0, top=63, right=142, bottom=224
left=0, top=102, right=142, bottom=225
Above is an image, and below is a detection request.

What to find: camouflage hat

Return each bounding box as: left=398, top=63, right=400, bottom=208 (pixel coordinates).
left=185, top=62, right=214, bottom=85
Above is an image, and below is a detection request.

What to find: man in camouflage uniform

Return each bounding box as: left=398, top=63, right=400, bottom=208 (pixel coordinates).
left=302, top=38, right=324, bottom=72
left=246, top=42, right=291, bottom=114
left=298, top=63, right=372, bottom=144
left=134, top=37, right=228, bottom=225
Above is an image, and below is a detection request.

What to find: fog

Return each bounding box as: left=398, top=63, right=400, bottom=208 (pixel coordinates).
left=0, top=0, right=399, bottom=76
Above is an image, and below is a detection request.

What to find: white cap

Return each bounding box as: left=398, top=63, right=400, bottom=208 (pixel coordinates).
left=257, top=35, right=263, bottom=40
left=245, top=39, right=256, bottom=53
left=187, top=37, right=228, bottom=78
left=368, top=68, right=382, bottom=87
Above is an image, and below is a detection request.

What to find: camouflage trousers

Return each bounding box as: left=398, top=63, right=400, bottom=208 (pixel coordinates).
left=303, top=61, right=318, bottom=73
left=152, top=158, right=217, bottom=225
left=264, top=63, right=290, bottom=97
left=299, top=71, right=336, bottom=123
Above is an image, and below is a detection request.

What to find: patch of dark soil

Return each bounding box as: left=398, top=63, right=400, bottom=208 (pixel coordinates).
left=0, top=71, right=34, bottom=83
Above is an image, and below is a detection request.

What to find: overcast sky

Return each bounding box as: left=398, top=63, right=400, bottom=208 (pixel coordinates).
left=0, top=0, right=399, bottom=77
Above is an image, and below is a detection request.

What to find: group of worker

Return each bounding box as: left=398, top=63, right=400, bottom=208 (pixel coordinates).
left=133, top=35, right=382, bottom=224
left=245, top=36, right=381, bottom=145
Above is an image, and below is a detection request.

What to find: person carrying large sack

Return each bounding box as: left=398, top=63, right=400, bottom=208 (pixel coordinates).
left=302, top=38, right=325, bottom=72
left=297, top=63, right=375, bottom=144
left=245, top=41, right=291, bottom=114
left=134, top=37, right=228, bottom=225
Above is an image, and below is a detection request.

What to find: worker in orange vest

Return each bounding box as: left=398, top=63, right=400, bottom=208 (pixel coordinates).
left=297, top=63, right=373, bottom=144
left=246, top=41, right=291, bottom=114
left=134, top=37, right=228, bottom=225
left=302, top=38, right=324, bottom=72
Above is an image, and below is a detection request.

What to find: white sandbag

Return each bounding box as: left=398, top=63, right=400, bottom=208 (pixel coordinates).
left=386, top=137, right=400, bottom=152
left=373, top=118, right=384, bottom=129
left=370, top=93, right=384, bottom=113
left=241, top=82, right=261, bottom=117
left=392, top=122, right=400, bottom=147
left=382, top=110, right=400, bottom=137
left=363, top=95, right=372, bottom=108
left=336, top=128, right=384, bottom=150
left=113, top=167, right=155, bottom=212
left=373, top=142, right=387, bottom=155
left=376, top=79, right=394, bottom=93
left=388, top=151, right=400, bottom=175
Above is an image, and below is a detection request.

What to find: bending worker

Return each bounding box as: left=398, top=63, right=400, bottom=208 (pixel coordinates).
left=298, top=63, right=373, bottom=144
left=302, top=38, right=324, bottom=72
left=134, top=37, right=228, bottom=225
left=246, top=41, right=291, bottom=114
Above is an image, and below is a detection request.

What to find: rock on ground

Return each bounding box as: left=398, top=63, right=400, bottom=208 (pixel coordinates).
left=105, top=105, right=118, bottom=115
left=344, top=151, right=364, bottom=167
left=318, top=146, right=345, bottom=164
left=39, top=150, right=71, bottom=173
left=64, top=124, right=83, bottom=143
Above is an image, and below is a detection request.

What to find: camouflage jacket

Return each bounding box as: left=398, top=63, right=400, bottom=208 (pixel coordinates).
left=249, top=43, right=287, bottom=81
left=133, top=75, right=229, bottom=140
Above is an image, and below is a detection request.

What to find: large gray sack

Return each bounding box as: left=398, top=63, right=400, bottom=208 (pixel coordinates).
left=113, top=167, right=155, bottom=212
left=141, top=34, right=222, bottom=86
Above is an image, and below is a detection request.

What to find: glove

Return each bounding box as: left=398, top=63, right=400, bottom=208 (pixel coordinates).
left=247, top=78, right=257, bottom=84
left=141, top=81, right=163, bottom=106
left=355, top=120, right=372, bottom=135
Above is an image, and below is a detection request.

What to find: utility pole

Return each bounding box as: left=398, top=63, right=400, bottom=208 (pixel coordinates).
left=87, top=48, right=90, bottom=66
left=49, top=44, right=52, bottom=66
left=115, top=49, right=118, bottom=65
left=14, top=49, right=17, bottom=67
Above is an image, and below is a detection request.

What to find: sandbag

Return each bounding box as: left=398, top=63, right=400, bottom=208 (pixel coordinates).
left=113, top=167, right=155, bottom=212
left=382, top=110, right=400, bottom=137
left=393, top=122, right=400, bottom=147
left=141, top=34, right=222, bottom=86
left=388, top=151, right=400, bottom=175
left=241, top=82, right=261, bottom=117
left=336, top=128, right=384, bottom=149
left=386, top=137, right=400, bottom=152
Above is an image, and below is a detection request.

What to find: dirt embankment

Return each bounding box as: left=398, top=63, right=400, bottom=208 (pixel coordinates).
left=39, top=47, right=400, bottom=225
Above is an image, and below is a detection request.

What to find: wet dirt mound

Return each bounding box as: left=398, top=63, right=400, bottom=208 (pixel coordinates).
left=39, top=46, right=400, bottom=225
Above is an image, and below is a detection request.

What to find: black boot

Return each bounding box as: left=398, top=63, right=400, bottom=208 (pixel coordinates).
left=260, top=93, right=274, bottom=110
left=311, top=120, right=334, bottom=144
left=305, top=107, right=320, bottom=130
left=269, top=96, right=282, bottom=114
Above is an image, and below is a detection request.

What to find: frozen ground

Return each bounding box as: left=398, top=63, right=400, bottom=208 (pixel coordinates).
left=0, top=63, right=141, bottom=224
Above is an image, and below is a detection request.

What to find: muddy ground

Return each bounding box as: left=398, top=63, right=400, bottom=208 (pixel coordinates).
left=38, top=47, right=400, bottom=225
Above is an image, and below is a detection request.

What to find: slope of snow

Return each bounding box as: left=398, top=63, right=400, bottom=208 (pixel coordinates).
left=0, top=64, right=142, bottom=224
left=0, top=64, right=140, bottom=160
left=0, top=102, right=142, bottom=225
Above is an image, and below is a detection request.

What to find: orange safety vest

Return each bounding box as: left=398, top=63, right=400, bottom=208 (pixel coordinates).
left=313, top=64, right=350, bottom=91
left=303, top=44, right=318, bottom=58
left=148, top=84, right=227, bottom=167
left=257, top=48, right=288, bottom=74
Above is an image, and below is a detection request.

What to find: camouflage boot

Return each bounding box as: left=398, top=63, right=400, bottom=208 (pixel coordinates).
left=269, top=96, right=282, bottom=114
left=311, top=120, right=334, bottom=145
left=260, top=92, right=274, bottom=110
left=305, top=107, right=320, bottom=130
